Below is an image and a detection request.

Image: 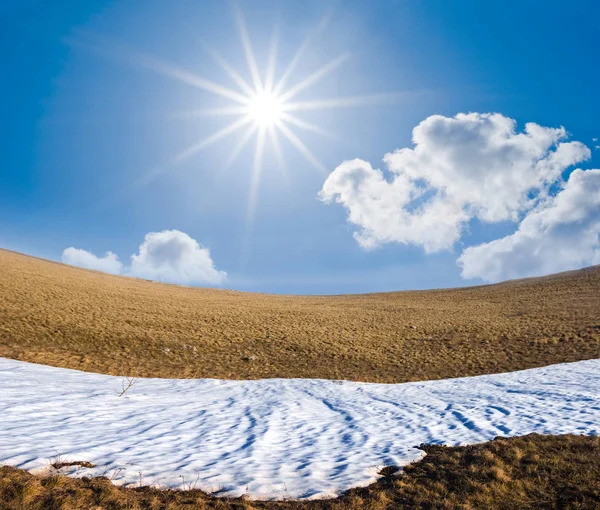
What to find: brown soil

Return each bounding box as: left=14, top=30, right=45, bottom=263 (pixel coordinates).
left=2, top=434, right=599, bottom=509
left=1, top=248, right=600, bottom=383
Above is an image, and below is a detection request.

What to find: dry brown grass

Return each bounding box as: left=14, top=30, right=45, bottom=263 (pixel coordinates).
left=1, top=248, right=600, bottom=382
left=2, top=434, right=599, bottom=509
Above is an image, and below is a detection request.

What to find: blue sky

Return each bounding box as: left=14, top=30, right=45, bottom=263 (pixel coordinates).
left=1, top=0, right=599, bottom=294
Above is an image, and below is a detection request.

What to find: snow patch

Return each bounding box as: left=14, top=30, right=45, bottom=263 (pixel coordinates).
left=1, top=358, right=599, bottom=499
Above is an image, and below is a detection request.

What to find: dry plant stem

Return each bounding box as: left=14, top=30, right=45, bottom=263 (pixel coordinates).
left=118, top=376, right=138, bottom=397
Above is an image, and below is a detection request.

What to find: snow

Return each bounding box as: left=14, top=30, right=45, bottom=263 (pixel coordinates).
left=1, top=357, right=599, bottom=500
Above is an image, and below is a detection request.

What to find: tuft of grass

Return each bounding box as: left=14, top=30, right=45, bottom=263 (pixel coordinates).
left=1, top=434, right=599, bottom=509
left=1, top=249, right=600, bottom=383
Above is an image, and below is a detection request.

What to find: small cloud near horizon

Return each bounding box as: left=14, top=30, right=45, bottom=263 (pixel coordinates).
left=62, top=248, right=123, bottom=275
left=62, top=230, right=226, bottom=286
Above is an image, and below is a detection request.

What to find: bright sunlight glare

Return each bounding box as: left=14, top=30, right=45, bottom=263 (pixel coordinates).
left=247, top=91, right=283, bottom=127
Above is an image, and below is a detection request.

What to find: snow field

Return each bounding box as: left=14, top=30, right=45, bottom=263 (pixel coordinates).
left=1, top=357, right=599, bottom=499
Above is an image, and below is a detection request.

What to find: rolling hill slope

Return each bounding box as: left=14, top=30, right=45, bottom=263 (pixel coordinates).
left=1, top=248, right=599, bottom=382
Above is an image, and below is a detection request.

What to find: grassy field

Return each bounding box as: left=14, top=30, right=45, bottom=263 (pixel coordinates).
left=2, top=434, right=599, bottom=509
left=1, top=248, right=600, bottom=382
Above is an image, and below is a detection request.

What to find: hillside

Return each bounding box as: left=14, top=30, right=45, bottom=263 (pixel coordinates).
left=1, top=248, right=599, bottom=382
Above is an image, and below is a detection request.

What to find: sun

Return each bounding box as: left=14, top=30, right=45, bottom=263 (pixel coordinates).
left=247, top=91, right=283, bottom=128
left=121, top=6, right=395, bottom=229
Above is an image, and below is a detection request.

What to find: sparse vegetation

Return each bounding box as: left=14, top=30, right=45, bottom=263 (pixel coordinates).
left=1, top=249, right=600, bottom=383
left=1, top=434, right=599, bottom=509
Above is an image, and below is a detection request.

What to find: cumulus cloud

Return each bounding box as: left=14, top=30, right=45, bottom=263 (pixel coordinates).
left=62, top=247, right=123, bottom=275
left=320, top=158, right=469, bottom=252
left=321, top=112, right=598, bottom=281
left=320, top=113, right=590, bottom=253
left=62, top=230, right=226, bottom=286
left=458, top=169, right=600, bottom=282
left=128, top=230, right=226, bottom=285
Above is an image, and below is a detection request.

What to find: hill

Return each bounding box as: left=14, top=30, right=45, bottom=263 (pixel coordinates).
left=1, top=248, right=599, bottom=382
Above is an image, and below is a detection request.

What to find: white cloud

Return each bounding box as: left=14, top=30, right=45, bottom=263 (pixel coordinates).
left=320, top=158, right=469, bottom=252
left=62, top=247, right=123, bottom=275
left=458, top=169, right=600, bottom=282
left=321, top=112, right=599, bottom=281
left=62, top=230, right=226, bottom=286
left=320, top=113, right=590, bottom=253
left=128, top=230, right=226, bottom=285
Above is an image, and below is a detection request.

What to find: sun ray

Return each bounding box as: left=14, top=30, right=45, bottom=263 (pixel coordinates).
left=170, top=115, right=253, bottom=167
left=268, top=125, right=289, bottom=184
left=245, top=127, right=267, bottom=231
left=171, top=105, right=249, bottom=118
left=116, top=49, right=249, bottom=105
left=234, top=8, right=263, bottom=93
left=282, top=93, right=406, bottom=112
left=68, top=33, right=251, bottom=105
left=272, top=12, right=332, bottom=97
left=278, top=53, right=351, bottom=103
left=205, top=47, right=255, bottom=97
left=264, top=25, right=279, bottom=93
left=276, top=120, right=327, bottom=173
left=223, top=122, right=258, bottom=171
left=147, top=61, right=250, bottom=104
left=279, top=112, right=339, bottom=140
left=134, top=116, right=253, bottom=187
